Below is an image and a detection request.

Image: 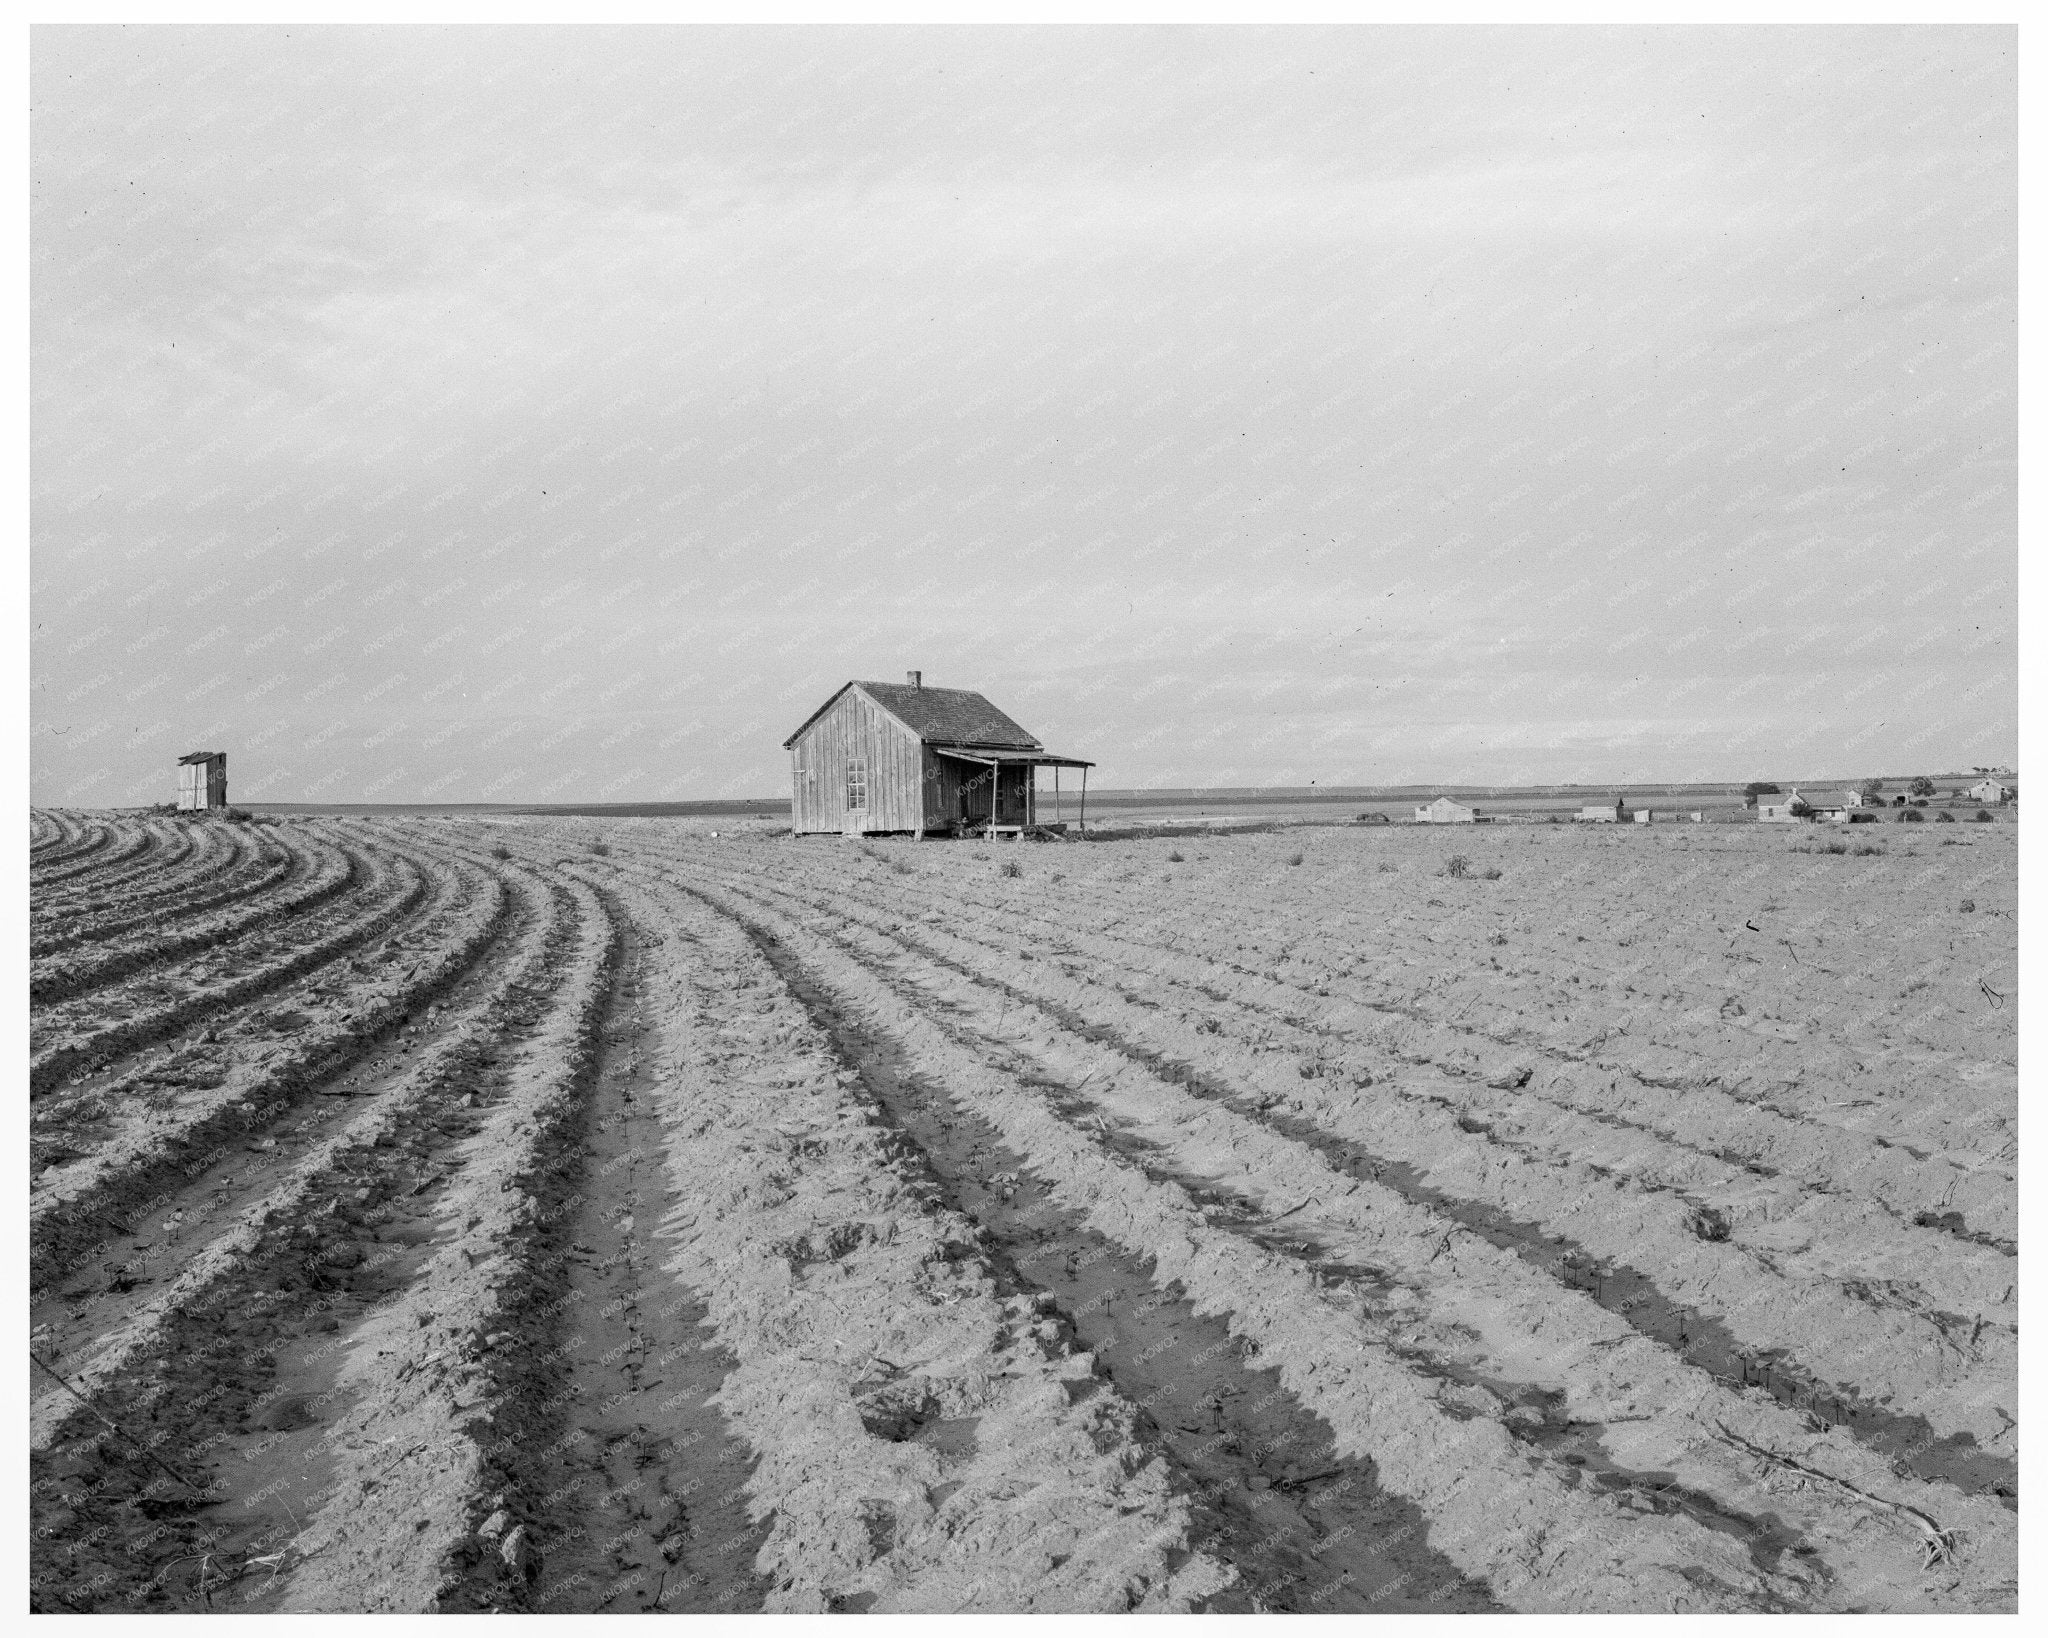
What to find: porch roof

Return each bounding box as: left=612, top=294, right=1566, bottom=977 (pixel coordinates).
left=930, top=744, right=1095, bottom=769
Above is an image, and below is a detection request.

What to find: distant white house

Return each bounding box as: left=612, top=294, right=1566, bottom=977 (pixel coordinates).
left=1759, top=788, right=1847, bottom=823
left=1633, top=809, right=1653, bottom=825
left=1967, top=778, right=2012, bottom=805
left=1414, top=796, right=1477, bottom=824
left=1757, top=789, right=1813, bottom=823
left=1842, top=789, right=1867, bottom=807
left=1576, top=797, right=1626, bottom=823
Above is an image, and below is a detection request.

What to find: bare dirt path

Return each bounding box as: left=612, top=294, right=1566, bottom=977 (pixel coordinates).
left=517, top=896, right=774, bottom=1615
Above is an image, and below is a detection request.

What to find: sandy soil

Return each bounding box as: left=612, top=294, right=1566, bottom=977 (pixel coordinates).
left=29, top=810, right=2017, bottom=1612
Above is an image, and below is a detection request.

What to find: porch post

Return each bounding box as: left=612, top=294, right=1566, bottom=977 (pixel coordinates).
left=1080, top=766, right=1087, bottom=834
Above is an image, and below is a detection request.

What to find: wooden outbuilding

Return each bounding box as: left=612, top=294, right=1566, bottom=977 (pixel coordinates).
left=1967, top=778, right=2012, bottom=805
left=1576, top=797, right=1627, bottom=823
left=176, top=750, right=228, bottom=811
left=783, top=673, right=1094, bottom=839
left=1413, top=796, right=1477, bottom=824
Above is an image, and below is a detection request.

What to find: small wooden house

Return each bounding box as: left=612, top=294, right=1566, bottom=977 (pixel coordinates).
left=177, top=751, right=228, bottom=811
left=1413, top=796, right=1477, bottom=824
left=783, top=673, right=1093, bottom=838
left=1967, top=778, right=2011, bottom=805
left=1577, top=797, right=1626, bottom=823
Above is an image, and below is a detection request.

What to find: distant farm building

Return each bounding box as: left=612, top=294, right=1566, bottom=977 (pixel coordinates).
left=176, top=751, right=227, bottom=812
left=1757, top=788, right=1847, bottom=824
left=1413, top=796, right=1477, bottom=824
left=1576, top=797, right=1626, bottom=823
left=1967, top=778, right=2012, bottom=805
left=783, top=673, right=1093, bottom=838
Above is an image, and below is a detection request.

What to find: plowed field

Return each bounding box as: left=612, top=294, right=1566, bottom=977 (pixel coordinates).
left=29, top=809, right=2018, bottom=1613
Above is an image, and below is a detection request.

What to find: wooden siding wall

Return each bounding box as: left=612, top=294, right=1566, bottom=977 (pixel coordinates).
left=789, top=688, right=925, bottom=833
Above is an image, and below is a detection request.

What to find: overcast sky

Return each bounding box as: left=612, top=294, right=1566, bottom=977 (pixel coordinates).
left=31, top=25, right=2015, bottom=804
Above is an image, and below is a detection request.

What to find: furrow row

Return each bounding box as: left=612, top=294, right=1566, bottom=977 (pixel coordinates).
left=569, top=843, right=1502, bottom=1613
left=31, top=815, right=117, bottom=873
left=707, top=856, right=2017, bottom=1447
left=269, top=874, right=620, bottom=1611
left=29, top=839, right=420, bottom=1096
left=663, top=891, right=1513, bottom=1613
left=770, top=855, right=2015, bottom=1228
left=28, top=848, right=561, bottom=1415
left=746, top=850, right=2015, bottom=1249
left=32, top=831, right=358, bottom=1006
left=546, top=867, right=1237, bottom=1613
left=31, top=854, right=510, bottom=1288
left=503, top=901, right=778, bottom=1614
left=28, top=865, right=586, bottom=1612
left=1121, top=855, right=2006, bottom=1135
left=32, top=826, right=282, bottom=958
left=678, top=869, right=1816, bottom=1613
left=32, top=824, right=206, bottom=929
left=31, top=819, right=162, bottom=889
left=698, top=865, right=2016, bottom=1611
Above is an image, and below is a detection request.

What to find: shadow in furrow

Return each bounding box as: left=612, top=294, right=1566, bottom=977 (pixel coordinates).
left=741, top=921, right=1503, bottom=1615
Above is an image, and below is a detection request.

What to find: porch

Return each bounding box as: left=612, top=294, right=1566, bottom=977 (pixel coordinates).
left=929, top=744, right=1095, bottom=837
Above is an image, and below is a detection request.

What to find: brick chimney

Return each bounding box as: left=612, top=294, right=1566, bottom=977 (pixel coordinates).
left=906, top=670, right=921, bottom=689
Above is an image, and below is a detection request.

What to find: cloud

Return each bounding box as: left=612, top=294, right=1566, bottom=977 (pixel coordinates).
left=30, top=27, right=2016, bottom=802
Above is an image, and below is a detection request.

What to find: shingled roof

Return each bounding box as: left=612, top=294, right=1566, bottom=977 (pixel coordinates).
left=783, top=681, right=1043, bottom=750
